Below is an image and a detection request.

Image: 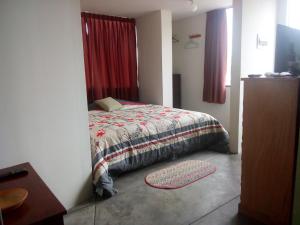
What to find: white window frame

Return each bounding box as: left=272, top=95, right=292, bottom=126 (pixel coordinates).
left=226, top=8, right=233, bottom=86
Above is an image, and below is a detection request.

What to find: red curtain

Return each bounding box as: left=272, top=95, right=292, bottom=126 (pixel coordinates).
left=203, top=9, right=227, bottom=104
left=81, top=13, right=139, bottom=103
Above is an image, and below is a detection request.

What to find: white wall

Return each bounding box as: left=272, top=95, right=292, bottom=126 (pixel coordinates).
left=161, top=10, right=173, bottom=107
left=0, top=0, right=92, bottom=209
left=277, top=0, right=288, bottom=25
left=136, top=11, right=163, bottom=105
left=241, top=0, right=277, bottom=76
left=229, top=0, right=243, bottom=154
left=136, top=10, right=173, bottom=107
left=173, top=14, right=231, bottom=131
left=230, top=0, right=277, bottom=153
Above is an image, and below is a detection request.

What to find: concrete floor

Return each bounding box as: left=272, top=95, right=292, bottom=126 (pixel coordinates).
left=64, top=151, right=259, bottom=225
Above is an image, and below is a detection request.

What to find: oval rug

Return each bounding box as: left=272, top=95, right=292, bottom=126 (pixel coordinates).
left=145, top=160, right=216, bottom=189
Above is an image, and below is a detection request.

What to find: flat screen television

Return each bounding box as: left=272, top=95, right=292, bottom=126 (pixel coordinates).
left=275, top=24, right=300, bottom=75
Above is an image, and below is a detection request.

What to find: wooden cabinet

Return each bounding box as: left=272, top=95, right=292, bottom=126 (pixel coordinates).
left=0, top=163, right=66, bottom=225
left=240, top=78, right=299, bottom=225
left=173, top=74, right=181, bottom=109
left=293, top=136, right=300, bottom=225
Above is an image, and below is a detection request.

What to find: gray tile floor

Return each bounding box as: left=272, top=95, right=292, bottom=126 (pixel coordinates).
left=64, top=151, right=259, bottom=225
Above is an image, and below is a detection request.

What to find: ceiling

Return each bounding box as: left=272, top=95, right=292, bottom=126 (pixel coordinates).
left=80, top=0, right=232, bottom=21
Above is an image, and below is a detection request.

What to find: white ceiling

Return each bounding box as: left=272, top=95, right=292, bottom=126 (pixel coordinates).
left=80, top=0, right=232, bottom=21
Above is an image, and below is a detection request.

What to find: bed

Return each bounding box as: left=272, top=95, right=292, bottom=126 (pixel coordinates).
left=89, top=102, right=229, bottom=196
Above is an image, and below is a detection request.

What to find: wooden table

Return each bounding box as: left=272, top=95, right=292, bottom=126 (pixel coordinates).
left=0, top=163, right=66, bottom=225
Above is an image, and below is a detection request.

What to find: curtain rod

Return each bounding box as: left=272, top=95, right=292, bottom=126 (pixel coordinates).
left=206, top=5, right=233, bottom=13
left=82, top=11, right=133, bottom=20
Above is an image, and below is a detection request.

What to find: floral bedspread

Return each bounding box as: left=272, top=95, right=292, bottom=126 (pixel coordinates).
left=88, top=104, right=229, bottom=196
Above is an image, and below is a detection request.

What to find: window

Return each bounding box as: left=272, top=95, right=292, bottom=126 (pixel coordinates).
left=226, top=8, right=233, bottom=86
left=287, top=0, right=300, bottom=30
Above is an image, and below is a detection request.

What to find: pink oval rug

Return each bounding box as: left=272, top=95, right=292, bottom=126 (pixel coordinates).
left=145, top=160, right=216, bottom=189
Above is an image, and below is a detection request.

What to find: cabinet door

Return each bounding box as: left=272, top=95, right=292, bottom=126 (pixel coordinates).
left=293, top=132, right=300, bottom=225
left=240, top=79, right=299, bottom=225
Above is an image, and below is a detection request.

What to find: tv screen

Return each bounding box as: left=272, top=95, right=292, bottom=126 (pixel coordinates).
left=275, top=24, right=300, bottom=75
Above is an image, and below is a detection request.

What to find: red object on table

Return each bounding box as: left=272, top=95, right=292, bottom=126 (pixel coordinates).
left=0, top=163, right=66, bottom=225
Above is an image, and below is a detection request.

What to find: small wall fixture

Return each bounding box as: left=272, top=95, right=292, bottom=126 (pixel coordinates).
left=189, top=0, right=198, bottom=12
left=257, top=34, right=268, bottom=49
left=189, top=34, right=201, bottom=39
left=184, top=34, right=201, bottom=49
left=172, top=35, right=180, bottom=43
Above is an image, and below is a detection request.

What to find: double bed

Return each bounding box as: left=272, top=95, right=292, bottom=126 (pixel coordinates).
left=88, top=101, right=229, bottom=196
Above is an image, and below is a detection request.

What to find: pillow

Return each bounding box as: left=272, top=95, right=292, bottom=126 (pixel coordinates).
left=94, top=97, right=123, bottom=112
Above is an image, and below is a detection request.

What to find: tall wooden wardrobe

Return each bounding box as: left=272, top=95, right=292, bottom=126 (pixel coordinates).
left=173, top=74, right=181, bottom=109
left=240, top=77, right=300, bottom=225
